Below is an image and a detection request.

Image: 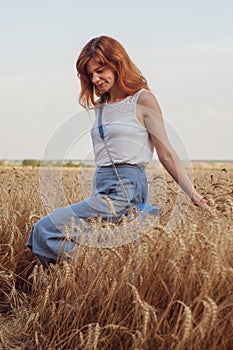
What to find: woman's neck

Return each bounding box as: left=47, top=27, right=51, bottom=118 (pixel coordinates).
left=107, top=87, right=128, bottom=103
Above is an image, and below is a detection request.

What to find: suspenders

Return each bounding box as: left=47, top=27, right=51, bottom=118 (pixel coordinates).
left=97, top=104, right=160, bottom=218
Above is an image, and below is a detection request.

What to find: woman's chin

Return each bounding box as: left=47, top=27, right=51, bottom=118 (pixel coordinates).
left=98, top=88, right=106, bottom=95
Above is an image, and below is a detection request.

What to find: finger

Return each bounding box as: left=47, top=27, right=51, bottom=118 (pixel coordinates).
left=202, top=197, right=215, bottom=207
left=200, top=198, right=211, bottom=209
left=208, top=198, right=215, bottom=206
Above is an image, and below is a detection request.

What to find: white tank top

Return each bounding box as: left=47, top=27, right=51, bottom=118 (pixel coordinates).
left=91, top=89, right=154, bottom=166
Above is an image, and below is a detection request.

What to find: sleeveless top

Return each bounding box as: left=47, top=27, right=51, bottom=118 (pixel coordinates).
left=91, top=89, right=154, bottom=167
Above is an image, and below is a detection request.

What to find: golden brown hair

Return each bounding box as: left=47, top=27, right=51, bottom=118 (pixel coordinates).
left=76, top=35, right=150, bottom=108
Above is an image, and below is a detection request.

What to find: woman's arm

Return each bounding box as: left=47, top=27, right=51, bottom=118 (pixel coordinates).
left=138, top=90, right=213, bottom=208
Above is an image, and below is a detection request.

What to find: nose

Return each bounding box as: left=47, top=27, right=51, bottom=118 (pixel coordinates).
left=91, top=73, right=100, bottom=85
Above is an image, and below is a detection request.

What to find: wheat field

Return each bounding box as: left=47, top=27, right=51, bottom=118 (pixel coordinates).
left=0, top=164, right=232, bottom=350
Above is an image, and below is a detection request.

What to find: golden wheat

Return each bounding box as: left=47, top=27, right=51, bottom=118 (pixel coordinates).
left=0, top=165, right=233, bottom=349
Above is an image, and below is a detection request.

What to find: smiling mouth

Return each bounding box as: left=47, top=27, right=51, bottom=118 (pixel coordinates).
left=96, top=83, right=106, bottom=89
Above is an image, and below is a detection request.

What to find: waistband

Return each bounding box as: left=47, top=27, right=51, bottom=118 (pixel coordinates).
left=98, top=163, right=145, bottom=169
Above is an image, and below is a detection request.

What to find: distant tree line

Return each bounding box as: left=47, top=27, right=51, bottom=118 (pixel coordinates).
left=0, top=159, right=93, bottom=168
left=21, top=159, right=80, bottom=168
left=22, top=159, right=40, bottom=167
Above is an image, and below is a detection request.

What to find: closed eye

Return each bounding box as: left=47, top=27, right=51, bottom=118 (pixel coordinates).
left=87, top=68, right=104, bottom=78
left=96, top=68, right=104, bottom=74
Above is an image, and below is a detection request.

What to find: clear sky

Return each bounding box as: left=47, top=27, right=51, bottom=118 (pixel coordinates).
left=1, top=0, right=233, bottom=161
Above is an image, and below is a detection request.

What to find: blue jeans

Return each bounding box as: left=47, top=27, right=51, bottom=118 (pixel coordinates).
left=26, top=164, right=159, bottom=266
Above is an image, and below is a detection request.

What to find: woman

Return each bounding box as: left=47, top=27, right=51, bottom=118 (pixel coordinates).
left=26, top=35, right=213, bottom=266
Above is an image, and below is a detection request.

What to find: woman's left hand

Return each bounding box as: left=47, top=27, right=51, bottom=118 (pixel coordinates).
left=191, top=192, right=215, bottom=209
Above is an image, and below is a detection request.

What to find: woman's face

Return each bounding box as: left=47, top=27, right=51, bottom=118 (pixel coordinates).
left=86, top=58, right=116, bottom=95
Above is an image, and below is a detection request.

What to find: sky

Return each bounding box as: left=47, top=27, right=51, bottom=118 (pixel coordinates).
left=1, top=0, right=233, bottom=161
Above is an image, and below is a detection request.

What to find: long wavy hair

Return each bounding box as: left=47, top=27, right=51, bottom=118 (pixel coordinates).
left=76, top=36, right=150, bottom=108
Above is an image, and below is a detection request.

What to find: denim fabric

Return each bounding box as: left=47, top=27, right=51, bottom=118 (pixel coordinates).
left=26, top=164, right=158, bottom=266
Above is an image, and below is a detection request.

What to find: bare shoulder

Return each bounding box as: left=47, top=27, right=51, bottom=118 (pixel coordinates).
left=137, top=89, right=162, bottom=116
